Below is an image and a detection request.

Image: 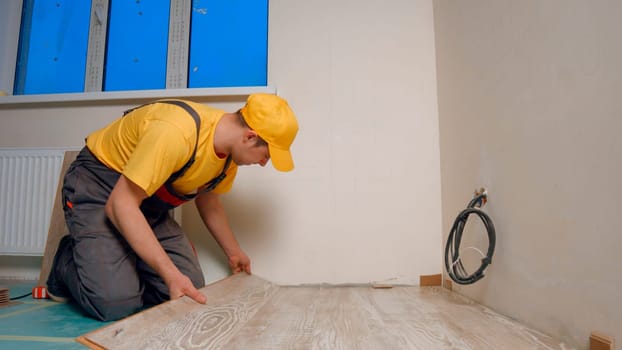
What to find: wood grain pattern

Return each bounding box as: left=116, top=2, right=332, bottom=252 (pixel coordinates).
left=80, top=277, right=573, bottom=350
left=80, top=273, right=279, bottom=350
left=228, top=286, right=569, bottom=350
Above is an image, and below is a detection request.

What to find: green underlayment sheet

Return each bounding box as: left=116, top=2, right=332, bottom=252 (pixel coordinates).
left=0, top=281, right=110, bottom=350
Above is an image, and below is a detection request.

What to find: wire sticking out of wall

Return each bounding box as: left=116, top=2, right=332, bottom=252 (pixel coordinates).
left=444, top=189, right=496, bottom=285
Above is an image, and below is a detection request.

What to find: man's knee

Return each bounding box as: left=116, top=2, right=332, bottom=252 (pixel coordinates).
left=79, top=287, right=143, bottom=321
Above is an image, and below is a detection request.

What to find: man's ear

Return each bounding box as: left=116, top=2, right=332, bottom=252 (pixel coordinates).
left=243, top=130, right=259, bottom=143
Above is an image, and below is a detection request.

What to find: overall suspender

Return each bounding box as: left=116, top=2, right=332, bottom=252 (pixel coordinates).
left=125, top=100, right=232, bottom=211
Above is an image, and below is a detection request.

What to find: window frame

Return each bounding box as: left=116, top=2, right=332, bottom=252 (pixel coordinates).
left=0, top=0, right=274, bottom=105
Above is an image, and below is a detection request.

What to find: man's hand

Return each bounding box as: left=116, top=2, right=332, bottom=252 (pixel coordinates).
left=228, top=250, right=251, bottom=274
left=195, top=192, right=252, bottom=275
left=166, top=272, right=207, bottom=304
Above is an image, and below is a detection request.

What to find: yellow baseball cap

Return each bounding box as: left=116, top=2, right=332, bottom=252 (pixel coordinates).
left=240, top=93, right=299, bottom=172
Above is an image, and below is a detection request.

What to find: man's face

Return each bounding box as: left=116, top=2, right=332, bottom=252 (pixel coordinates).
left=231, top=132, right=270, bottom=167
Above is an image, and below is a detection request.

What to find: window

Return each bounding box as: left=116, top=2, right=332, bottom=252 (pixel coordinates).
left=14, top=0, right=91, bottom=94
left=7, top=0, right=269, bottom=96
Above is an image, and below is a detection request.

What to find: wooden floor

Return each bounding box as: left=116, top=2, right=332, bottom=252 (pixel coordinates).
left=78, top=274, right=570, bottom=350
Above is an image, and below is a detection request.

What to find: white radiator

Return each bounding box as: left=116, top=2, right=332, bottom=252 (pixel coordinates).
left=0, top=148, right=65, bottom=255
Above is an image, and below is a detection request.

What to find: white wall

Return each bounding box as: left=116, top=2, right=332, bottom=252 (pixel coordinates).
left=187, top=0, right=442, bottom=285
left=0, top=0, right=442, bottom=288
left=434, top=0, right=622, bottom=348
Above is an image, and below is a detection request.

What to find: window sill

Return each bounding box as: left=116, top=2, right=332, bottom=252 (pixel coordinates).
left=0, top=86, right=276, bottom=107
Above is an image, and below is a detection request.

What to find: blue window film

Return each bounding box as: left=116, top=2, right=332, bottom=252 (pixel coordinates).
left=13, top=0, right=91, bottom=95
left=189, top=0, right=268, bottom=88
left=104, top=0, right=170, bottom=91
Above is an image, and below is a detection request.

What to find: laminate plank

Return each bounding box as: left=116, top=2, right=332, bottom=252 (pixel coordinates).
left=226, top=286, right=569, bottom=350
left=362, top=286, right=567, bottom=349
left=80, top=280, right=572, bottom=350
left=222, top=286, right=320, bottom=349
left=227, top=286, right=401, bottom=350
left=79, top=273, right=279, bottom=350
left=347, top=286, right=465, bottom=349
left=228, top=286, right=452, bottom=349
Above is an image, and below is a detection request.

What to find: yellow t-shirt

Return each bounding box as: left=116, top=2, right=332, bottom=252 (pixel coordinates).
left=86, top=100, right=238, bottom=196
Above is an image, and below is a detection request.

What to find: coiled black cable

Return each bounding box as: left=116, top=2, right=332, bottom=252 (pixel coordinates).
left=444, top=194, right=496, bottom=285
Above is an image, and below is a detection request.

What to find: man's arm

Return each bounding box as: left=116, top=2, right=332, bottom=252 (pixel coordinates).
left=194, top=191, right=251, bottom=274
left=105, top=175, right=207, bottom=304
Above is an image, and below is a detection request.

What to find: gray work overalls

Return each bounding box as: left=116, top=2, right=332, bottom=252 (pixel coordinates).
left=51, top=101, right=230, bottom=321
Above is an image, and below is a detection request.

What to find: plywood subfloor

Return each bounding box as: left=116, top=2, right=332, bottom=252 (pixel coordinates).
left=78, top=274, right=571, bottom=350
left=38, top=150, right=79, bottom=288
